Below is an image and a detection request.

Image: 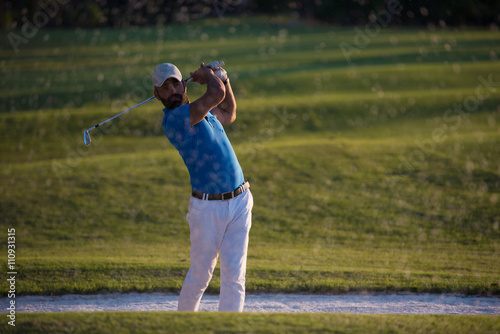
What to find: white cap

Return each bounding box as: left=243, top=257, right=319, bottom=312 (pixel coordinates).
left=152, top=63, right=182, bottom=87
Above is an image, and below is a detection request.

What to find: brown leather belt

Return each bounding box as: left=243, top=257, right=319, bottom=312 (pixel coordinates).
left=192, top=181, right=250, bottom=201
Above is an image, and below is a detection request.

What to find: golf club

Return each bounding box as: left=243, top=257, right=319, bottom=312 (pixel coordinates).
left=83, top=96, right=155, bottom=146
left=83, top=62, right=224, bottom=146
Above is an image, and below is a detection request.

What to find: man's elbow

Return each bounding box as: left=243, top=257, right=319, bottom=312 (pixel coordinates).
left=228, top=113, right=236, bottom=124
left=219, top=106, right=237, bottom=125
left=227, top=103, right=237, bottom=124
left=207, top=80, right=226, bottom=105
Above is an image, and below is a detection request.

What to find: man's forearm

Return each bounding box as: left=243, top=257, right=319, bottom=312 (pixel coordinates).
left=206, top=74, right=226, bottom=103
left=189, top=71, right=225, bottom=126
left=217, top=80, right=236, bottom=119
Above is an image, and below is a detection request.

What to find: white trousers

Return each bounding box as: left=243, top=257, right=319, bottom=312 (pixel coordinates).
left=178, top=189, right=253, bottom=312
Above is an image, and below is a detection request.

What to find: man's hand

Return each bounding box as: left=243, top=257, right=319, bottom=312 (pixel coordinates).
left=213, top=68, right=227, bottom=82
left=189, top=63, right=216, bottom=85
left=206, top=61, right=227, bottom=82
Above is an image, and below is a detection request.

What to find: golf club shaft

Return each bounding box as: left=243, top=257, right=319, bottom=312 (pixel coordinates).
left=85, top=96, right=155, bottom=132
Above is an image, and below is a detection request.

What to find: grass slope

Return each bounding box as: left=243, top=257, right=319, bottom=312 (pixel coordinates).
left=1, top=312, right=499, bottom=334
left=0, top=19, right=499, bottom=298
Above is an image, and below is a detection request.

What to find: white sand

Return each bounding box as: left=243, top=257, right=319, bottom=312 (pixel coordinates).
left=2, top=293, right=499, bottom=314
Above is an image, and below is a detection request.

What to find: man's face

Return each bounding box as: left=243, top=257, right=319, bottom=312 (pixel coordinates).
left=155, top=78, right=189, bottom=109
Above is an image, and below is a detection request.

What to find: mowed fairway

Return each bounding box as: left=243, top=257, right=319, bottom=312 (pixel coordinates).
left=0, top=18, right=499, bottom=332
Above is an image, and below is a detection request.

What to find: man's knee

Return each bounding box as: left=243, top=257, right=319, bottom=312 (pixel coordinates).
left=221, top=271, right=245, bottom=288
left=187, top=272, right=214, bottom=289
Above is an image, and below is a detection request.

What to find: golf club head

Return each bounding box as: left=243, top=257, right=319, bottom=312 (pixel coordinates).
left=83, top=131, right=91, bottom=146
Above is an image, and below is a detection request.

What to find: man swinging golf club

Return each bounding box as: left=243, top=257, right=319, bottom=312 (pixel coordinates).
left=152, top=61, right=253, bottom=312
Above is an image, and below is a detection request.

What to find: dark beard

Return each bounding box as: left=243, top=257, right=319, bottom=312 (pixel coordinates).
left=161, top=93, right=190, bottom=109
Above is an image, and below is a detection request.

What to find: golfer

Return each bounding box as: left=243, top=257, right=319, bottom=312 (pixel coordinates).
left=152, top=62, right=253, bottom=312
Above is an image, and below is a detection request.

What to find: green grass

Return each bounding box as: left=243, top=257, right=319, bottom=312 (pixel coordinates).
left=1, top=312, right=499, bottom=334
left=1, top=18, right=499, bottom=303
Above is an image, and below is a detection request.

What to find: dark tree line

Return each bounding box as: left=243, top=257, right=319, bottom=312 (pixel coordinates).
left=1, top=0, right=499, bottom=29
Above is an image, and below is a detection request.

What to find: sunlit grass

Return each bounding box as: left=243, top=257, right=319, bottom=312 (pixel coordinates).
left=0, top=21, right=499, bottom=298
left=2, top=312, right=499, bottom=334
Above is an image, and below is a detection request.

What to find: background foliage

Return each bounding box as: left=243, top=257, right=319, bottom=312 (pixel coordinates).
left=2, top=0, right=500, bottom=29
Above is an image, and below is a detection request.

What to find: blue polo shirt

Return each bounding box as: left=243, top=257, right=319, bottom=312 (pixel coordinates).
left=162, top=104, right=245, bottom=194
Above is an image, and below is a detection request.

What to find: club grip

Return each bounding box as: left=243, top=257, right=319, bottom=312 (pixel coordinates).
left=207, top=60, right=225, bottom=70
left=185, top=61, right=225, bottom=83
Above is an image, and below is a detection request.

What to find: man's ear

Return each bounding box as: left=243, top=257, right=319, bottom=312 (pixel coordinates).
left=154, top=89, right=160, bottom=100
left=183, top=81, right=187, bottom=92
